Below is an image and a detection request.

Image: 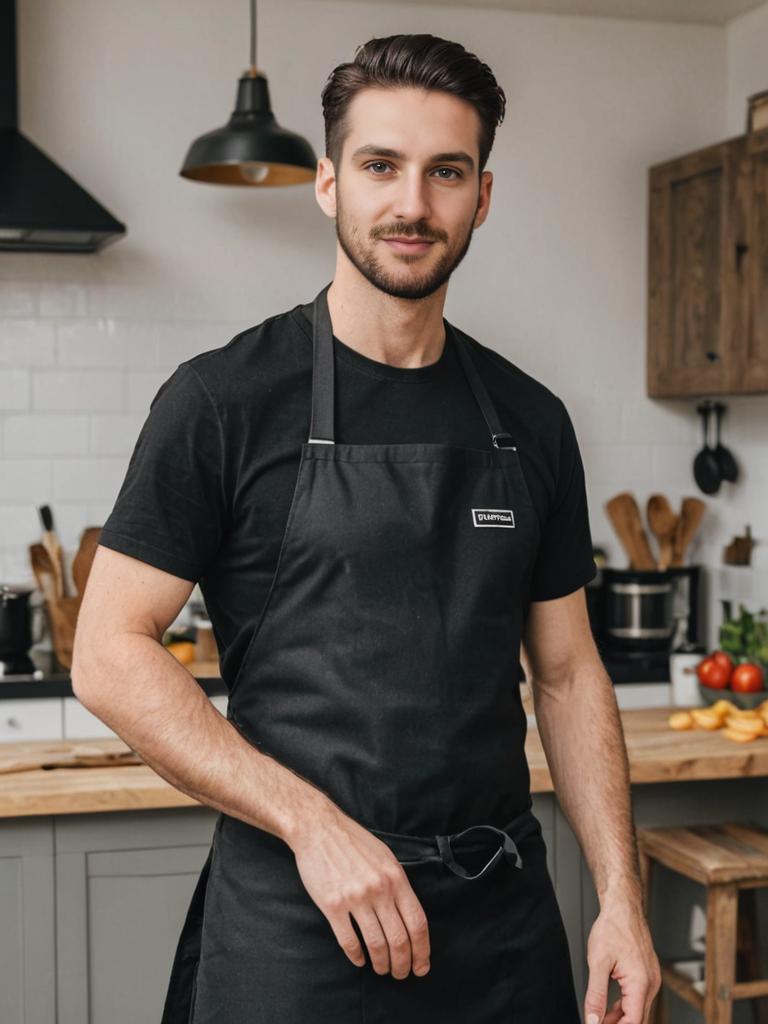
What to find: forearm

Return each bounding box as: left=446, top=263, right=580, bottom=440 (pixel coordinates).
left=531, top=664, right=643, bottom=908
left=72, top=632, right=337, bottom=849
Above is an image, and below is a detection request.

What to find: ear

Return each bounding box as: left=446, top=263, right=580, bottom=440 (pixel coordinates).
left=473, top=170, right=493, bottom=229
left=315, top=156, right=337, bottom=219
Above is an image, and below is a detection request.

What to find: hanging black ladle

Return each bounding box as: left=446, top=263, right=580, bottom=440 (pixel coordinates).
left=693, top=401, right=721, bottom=494
left=711, top=401, right=738, bottom=483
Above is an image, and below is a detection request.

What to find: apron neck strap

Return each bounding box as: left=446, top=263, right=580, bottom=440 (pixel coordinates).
left=308, top=282, right=515, bottom=449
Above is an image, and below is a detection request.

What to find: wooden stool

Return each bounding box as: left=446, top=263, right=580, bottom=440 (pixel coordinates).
left=638, top=822, right=768, bottom=1024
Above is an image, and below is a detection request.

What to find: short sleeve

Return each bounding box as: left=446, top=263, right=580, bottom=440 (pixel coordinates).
left=98, top=362, right=226, bottom=583
left=528, top=400, right=598, bottom=602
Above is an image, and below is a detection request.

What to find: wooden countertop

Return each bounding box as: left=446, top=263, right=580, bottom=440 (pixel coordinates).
left=2, top=707, right=768, bottom=819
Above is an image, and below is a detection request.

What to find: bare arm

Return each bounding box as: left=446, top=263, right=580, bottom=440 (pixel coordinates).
left=71, top=545, right=431, bottom=980
left=522, top=587, right=660, bottom=1024
left=72, top=545, right=330, bottom=843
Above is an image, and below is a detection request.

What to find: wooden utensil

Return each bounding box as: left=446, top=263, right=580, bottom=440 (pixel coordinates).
left=29, top=542, right=59, bottom=605
left=670, top=497, right=706, bottom=566
left=647, top=494, right=679, bottom=571
left=0, top=740, right=142, bottom=775
left=605, top=492, right=658, bottom=570
left=37, top=504, right=66, bottom=599
left=28, top=543, right=81, bottom=670
left=72, top=526, right=102, bottom=597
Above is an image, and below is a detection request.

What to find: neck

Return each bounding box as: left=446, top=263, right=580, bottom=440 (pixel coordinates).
left=326, top=261, right=448, bottom=369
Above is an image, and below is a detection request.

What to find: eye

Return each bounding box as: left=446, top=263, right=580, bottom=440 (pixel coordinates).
left=364, top=161, right=393, bottom=175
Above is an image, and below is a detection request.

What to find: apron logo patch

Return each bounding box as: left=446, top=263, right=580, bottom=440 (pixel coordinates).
left=471, top=508, right=515, bottom=528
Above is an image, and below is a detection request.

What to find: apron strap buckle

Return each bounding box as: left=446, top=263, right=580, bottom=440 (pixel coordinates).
left=491, top=432, right=516, bottom=450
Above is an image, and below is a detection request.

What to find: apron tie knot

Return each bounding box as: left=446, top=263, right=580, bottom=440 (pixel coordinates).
left=435, top=824, right=523, bottom=880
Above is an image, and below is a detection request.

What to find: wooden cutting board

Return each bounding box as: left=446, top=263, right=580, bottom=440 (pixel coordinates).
left=0, top=738, right=142, bottom=775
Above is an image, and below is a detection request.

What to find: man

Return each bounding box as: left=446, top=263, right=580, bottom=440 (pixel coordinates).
left=72, top=32, right=660, bottom=1024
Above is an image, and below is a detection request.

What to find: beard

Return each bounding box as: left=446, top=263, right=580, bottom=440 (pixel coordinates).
left=334, top=188, right=479, bottom=301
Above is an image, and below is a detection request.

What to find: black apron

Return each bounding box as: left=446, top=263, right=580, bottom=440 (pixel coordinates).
left=161, top=282, right=581, bottom=1023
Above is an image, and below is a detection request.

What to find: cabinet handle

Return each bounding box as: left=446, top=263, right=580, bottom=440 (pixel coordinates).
left=735, top=242, right=749, bottom=272
left=5, top=716, right=20, bottom=729
left=706, top=351, right=720, bottom=362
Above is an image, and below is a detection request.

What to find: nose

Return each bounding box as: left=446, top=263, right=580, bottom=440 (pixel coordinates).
left=390, top=169, right=432, bottom=225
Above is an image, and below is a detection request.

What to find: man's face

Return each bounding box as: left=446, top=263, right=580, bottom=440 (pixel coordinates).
left=317, top=86, right=493, bottom=300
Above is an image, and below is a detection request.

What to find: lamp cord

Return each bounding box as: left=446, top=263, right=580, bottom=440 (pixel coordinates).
left=250, top=0, right=257, bottom=70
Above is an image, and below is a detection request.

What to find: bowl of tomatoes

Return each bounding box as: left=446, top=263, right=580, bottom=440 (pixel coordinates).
left=697, top=650, right=768, bottom=709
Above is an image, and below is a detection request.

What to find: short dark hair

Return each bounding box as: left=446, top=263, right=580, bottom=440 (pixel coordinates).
left=321, top=34, right=506, bottom=177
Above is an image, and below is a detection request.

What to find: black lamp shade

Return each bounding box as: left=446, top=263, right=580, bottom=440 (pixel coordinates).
left=180, top=72, right=317, bottom=186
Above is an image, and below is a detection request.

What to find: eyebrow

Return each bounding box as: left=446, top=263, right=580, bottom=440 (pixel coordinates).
left=350, top=144, right=475, bottom=172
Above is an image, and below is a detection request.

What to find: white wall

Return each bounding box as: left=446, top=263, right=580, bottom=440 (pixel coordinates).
left=3, top=0, right=764, bottom=648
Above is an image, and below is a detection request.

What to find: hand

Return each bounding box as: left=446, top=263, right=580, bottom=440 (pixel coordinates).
left=583, top=897, right=661, bottom=1024
left=288, top=802, right=431, bottom=980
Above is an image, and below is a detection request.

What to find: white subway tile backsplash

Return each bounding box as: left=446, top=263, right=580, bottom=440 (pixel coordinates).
left=651, top=442, right=698, bottom=484
left=125, top=369, right=174, bottom=412
left=89, top=413, right=146, bottom=455
left=4, top=415, right=89, bottom=455
left=0, top=281, right=38, bottom=316
left=155, top=321, right=234, bottom=366
left=38, top=283, right=89, bottom=318
left=32, top=370, right=124, bottom=411
left=622, top=400, right=691, bottom=444
left=0, top=320, right=56, bottom=365
left=52, top=458, right=129, bottom=502
left=0, top=369, right=31, bottom=410
left=0, top=460, right=53, bottom=500
left=56, top=318, right=158, bottom=368
left=581, top=442, right=654, bottom=483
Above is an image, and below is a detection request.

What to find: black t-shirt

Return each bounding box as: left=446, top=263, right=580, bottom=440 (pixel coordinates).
left=99, top=299, right=598, bottom=689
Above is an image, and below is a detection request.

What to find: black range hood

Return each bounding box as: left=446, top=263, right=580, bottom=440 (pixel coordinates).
left=0, top=0, right=126, bottom=253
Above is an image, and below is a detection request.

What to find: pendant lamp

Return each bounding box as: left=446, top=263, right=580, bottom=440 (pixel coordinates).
left=179, top=0, right=317, bottom=186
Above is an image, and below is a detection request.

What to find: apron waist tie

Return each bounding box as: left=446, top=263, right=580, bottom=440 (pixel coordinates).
left=369, top=806, right=539, bottom=882
left=436, top=825, right=522, bottom=879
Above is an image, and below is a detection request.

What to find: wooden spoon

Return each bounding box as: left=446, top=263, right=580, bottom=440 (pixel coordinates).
left=72, top=527, right=102, bottom=597
left=670, top=497, right=706, bottom=566
left=605, top=492, right=658, bottom=570
left=29, top=543, right=59, bottom=605
left=647, top=495, right=678, bottom=571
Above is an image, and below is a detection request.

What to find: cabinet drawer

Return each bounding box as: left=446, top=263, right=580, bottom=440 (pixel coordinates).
left=0, top=698, right=63, bottom=741
left=63, top=694, right=229, bottom=740
left=63, top=697, right=116, bottom=740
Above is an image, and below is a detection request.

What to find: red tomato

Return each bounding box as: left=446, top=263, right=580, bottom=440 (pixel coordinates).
left=711, top=651, right=734, bottom=681
left=731, top=662, right=765, bottom=693
left=696, top=656, right=731, bottom=689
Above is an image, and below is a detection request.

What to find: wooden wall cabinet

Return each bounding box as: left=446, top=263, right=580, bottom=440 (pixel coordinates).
left=647, top=131, right=768, bottom=397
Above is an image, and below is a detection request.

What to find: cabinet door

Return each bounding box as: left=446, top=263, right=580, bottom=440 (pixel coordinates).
left=740, top=144, right=768, bottom=391
left=647, top=138, right=744, bottom=397
left=55, top=808, right=218, bottom=1024
left=0, top=819, right=56, bottom=1024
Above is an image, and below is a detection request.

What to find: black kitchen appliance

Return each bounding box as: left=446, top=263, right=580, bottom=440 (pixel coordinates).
left=0, top=584, right=38, bottom=677
left=585, top=565, right=703, bottom=684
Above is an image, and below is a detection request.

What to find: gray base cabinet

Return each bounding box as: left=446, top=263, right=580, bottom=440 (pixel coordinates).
left=1, top=780, right=767, bottom=1023
left=0, top=818, right=56, bottom=1024
left=54, top=809, right=218, bottom=1024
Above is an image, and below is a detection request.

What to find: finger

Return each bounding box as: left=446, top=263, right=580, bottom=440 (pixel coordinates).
left=352, top=905, right=391, bottom=975
left=584, top=957, right=611, bottom=1024
left=372, top=898, right=413, bottom=979
left=325, top=909, right=366, bottom=968
left=602, top=996, right=624, bottom=1023
left=613, top=983, right=648, bottom=1024
left=393, top=877, right=431, bottom=975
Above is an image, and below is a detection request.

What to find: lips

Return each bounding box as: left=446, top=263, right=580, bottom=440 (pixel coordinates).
left=383, top=238, right=435, bottom=253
